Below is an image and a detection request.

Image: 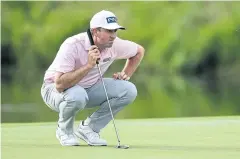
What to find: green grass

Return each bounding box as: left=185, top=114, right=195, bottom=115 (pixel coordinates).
left=2, top=116, right=240, bottom=159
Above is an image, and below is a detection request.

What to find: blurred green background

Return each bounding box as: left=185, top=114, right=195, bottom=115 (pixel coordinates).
left=1, top=1, right=240, bottom=123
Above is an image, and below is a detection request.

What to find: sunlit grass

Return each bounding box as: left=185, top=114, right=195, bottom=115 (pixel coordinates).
left=2, top=116, right=240, bottom=159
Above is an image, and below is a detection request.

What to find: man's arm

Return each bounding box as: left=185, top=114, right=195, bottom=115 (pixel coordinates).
left=55, top=45, right=100, bottom=93
left=54, top=64, right=93, bottom=93
left=122, top=45, right=145, bottom=78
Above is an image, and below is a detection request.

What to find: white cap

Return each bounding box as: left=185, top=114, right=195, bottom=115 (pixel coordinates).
left=90, top=10, right=125, bottom=30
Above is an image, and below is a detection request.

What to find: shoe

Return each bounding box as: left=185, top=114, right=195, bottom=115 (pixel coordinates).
left=75, top=121, right=107, bottom=146
left=56, top=127, right=80, bottom=146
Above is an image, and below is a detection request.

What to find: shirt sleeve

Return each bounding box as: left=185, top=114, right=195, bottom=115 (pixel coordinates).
left=55, top=43, right=76, bottom=73
left=113, top=37, right=138, bottom=59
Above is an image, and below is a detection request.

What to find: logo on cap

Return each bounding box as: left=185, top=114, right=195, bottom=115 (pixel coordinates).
left=106, top=17, right=117, bottom=24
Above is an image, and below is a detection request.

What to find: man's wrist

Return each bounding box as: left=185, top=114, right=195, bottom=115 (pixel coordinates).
left=85, top=63, right=94, bottom=70
left=126, top=76, right=130, bottom=81
left=122, top=71, right=131, bottom=81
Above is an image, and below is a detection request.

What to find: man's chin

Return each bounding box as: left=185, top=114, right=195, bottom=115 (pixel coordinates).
left=106, top=43, right=113, bottom=48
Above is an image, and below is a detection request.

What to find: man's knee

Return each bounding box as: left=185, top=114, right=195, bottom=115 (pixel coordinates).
left=63, top=85, right=89, bottom=109
left=122, top=81, right=138, bottom=103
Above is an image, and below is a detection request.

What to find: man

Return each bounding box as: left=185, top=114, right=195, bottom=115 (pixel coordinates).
left=41, top=10, right=145, bottom=146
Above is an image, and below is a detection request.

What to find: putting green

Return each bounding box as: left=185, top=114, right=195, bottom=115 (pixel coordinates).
left=2, top=116, right=240, bottom=159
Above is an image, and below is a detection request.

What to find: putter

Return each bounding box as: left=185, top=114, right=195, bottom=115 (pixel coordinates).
left=87, top=28, right=129, bottom=149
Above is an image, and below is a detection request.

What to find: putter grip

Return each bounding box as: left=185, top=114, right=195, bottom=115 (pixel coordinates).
left=87, top=29, right=99, bottom=64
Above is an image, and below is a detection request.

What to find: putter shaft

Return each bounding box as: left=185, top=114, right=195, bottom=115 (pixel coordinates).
left=97, top=64, right=121, bottom=146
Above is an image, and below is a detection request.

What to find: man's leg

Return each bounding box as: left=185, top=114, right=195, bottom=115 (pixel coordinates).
left=58, top=85, right=89, bottom=133
left=84, top=78, right=137, bottom=133
left=41, top=83, right=89, bottom=146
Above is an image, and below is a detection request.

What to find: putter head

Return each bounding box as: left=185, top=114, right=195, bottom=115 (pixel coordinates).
left=115, top=145, right=130, bottom=149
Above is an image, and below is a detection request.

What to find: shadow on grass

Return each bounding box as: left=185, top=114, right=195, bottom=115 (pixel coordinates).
left=1, top=142, right=110, bottom=149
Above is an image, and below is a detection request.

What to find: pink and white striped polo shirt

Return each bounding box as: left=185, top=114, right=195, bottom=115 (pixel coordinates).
left=43, top=32, right=138, bottom=88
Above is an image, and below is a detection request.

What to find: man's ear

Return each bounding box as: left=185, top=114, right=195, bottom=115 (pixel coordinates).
left=91, top=28, right=98, bottom=37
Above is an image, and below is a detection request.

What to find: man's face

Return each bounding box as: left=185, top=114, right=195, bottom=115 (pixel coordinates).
left=94, top=28, right=117, bottom=48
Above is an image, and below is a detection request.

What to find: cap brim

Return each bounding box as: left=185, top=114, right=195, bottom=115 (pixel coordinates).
left=102, top=23, right=126, bottom=30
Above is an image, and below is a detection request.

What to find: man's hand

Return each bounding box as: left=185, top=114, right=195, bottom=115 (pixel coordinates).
left=88, top=45, right=100, bottom=67
left=113, top=71, right=130, bottom=81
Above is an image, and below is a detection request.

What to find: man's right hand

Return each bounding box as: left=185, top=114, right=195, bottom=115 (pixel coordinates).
left=88, top=45, right=100, bottom=67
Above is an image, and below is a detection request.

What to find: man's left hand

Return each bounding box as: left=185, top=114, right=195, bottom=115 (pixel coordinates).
left=113, top=72, right=130, bottom=81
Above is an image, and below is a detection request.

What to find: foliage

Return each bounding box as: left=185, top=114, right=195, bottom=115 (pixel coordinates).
left=2, top=1, right=240, bottom=122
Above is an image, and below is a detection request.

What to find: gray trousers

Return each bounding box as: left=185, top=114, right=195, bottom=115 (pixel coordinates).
left=41, top=78, right=137, bottom=133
